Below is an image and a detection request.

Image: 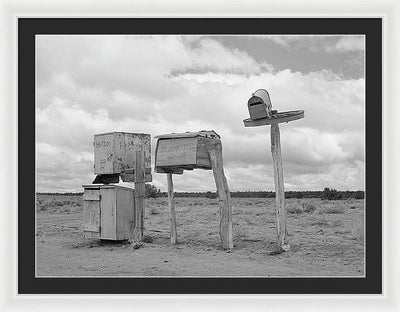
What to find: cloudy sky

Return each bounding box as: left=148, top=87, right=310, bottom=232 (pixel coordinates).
left=36, top=35, right=365, bottom=193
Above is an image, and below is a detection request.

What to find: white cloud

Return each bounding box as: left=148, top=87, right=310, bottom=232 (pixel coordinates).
left=326, top=36, right=365, bottom=53
left=259, top=35, right=365, bottom=54
left=36, top=35, right=365, bottom=192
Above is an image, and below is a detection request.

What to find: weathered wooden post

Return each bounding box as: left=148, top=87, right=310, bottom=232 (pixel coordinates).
left=208, top=141, right=233, bottom=250
left=243, top=89, right=304, bottom=253
left=132, top=150, right=146, bottom=244
left=154, top=131, right=233, bottom=250
left=167, top=172, right=178, bottom=245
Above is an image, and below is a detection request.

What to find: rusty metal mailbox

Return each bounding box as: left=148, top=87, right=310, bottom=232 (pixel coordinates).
left=93, top=132, right=152, bottom=183
left=154, top=130, right=220, bottom=173
left=247, top=89, right=273, bottom=120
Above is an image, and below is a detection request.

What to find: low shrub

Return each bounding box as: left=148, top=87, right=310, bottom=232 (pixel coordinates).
left=149, top=206, right=159, bottom=215
left=142, top=234, right=154, bottom=243
left=318, top=205, right=345, bottom=214
left=302, top=202, right=316, bottom=213
left=286, top=203, right=303, bottom=214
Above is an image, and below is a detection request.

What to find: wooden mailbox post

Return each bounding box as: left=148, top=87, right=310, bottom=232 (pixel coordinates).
left=83, top=132, right=151, bottom=244
left=243, top=89, right=304, bottom=253
left=154, top=130, right=233, bottom=250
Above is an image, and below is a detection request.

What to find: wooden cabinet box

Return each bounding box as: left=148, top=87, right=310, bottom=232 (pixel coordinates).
left=94, top=132, right=151, bottom=175
left=154, top=131, right=220, bottom=171
left=82, top=185, right=134, bottom=240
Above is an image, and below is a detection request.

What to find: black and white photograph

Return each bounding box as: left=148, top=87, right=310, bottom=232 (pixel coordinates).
left=0, top=0, right=396, bottom=308
left=35, top=34, right=367, bottom=278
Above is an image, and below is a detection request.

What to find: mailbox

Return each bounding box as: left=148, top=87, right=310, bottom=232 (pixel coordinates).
left=82, top=184, right=134, bottom=240
left=247, top=89, right=273, bottom=120
left=93, top=132, right=152, bottom=182
left=154, top=130, right=220, bottom=172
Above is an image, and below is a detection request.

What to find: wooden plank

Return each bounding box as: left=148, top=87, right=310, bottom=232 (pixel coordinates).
left=167, top=173, right=178, bottom=245
left=83, top=231, right=100, bottom=239
left=243, top=110, right=304, bottom=127
left=82, top=184, right=100, bottom=189
left=83, top=193, right=100, bottom=201
left=270, top=124, right=290, bottom=253
left=155, top=137, right=197, bottom=167
left=121, top=168, right=152, bottom=174
left=154, top=130, right=220, bottom=139
left=116, top=187, right=135, bottom=240
left=120, top=172, right=153, bottom=183
left=196, top=137, right=212, bottom=168
left=132, top=151, right=145, bottom=244
left=100, top=187, right=117, bottom=240
left=155, top=167, right=184, bottom=175
left=93, top=133, right=114, bottom=174
left=83, top=189, right=101, bottom=235
left=208, top=140, right=233, bottom=250
left=122, top=132, right=151, bottom=172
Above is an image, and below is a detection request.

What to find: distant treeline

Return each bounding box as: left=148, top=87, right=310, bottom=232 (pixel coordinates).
left=38, top=192, right=84, bottom=196
left=37, top=186, right=364, bottom=200
left=157, top=189, right=364, bottom=200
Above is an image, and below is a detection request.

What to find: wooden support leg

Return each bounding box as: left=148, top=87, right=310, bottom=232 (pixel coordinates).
left=132, top=151, right=145, bottom=244
left=270, top=124, right=290, bottom=253
left=167, top=173, right=178, bottom=245
left=208, top=141, right=233, bottom=250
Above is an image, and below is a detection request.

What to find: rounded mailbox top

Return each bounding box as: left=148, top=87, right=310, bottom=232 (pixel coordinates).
left=247, top=89, right=273, bottom=120
left=252, top=89, right=272, bottom=108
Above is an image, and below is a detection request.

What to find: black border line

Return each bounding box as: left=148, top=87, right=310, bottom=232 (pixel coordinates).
left=18, top=18, right=382, bottom=294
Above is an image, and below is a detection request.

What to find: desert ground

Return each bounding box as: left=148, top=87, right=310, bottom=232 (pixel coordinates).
left=36, top=195, right=364, bottom=277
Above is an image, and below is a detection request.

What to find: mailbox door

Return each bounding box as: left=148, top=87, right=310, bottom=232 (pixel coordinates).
left=249, top=103, right=269, bottom=120
left=83, top=188, right=101, bottom=238
left=196, top=137, right=212, bottom=169
left=94, top=133, right=115, bottom=175
left=155, top=137, right=197, bottom=167
left=115, top=187, right=135, bottom=240
left=99, top=187, right=117, bottom=240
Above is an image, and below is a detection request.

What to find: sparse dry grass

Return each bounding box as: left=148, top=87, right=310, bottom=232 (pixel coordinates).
left=317, top=204, right=345, bottom=214
left=310, top=218, right=329, bottom=226
left=330, top=220, right=344, bottom=227
left=36, top=195, right=365, bottom=277
left=36, top=194, right=83, bottom=213
left=353, top=228, right=364, bottom=245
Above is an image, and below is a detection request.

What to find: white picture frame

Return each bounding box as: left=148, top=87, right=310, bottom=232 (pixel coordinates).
left=1, top=0, right=399, bottom=310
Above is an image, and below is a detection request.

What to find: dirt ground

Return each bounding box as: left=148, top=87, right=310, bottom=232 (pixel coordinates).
left=36, top=196, right=364, bottom=277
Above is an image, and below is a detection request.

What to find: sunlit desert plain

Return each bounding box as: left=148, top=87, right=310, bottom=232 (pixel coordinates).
left=36, top=194, right=364, bottom=277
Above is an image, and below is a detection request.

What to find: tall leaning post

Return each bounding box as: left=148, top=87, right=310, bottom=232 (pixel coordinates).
left=270, top=124, right=289, bottom=252
left=208, top=140, right=233, bottom=250
left=167, top=172, right=178, bottom=245
left=243, top=89, right=304, bottom=253
left=132, top=150, right=146, bottom=244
